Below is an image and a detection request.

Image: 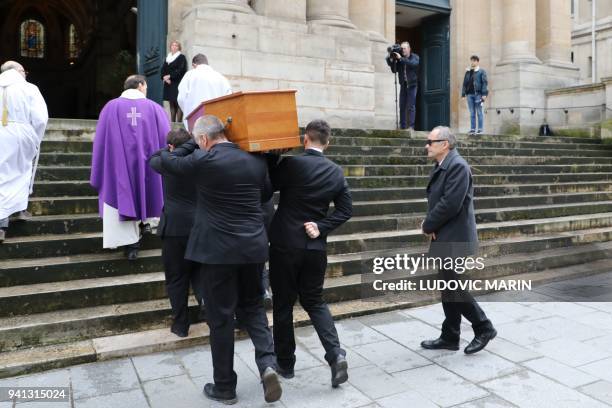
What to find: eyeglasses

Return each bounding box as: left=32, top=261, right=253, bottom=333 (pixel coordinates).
left=426, top=139, right=447, bottom=146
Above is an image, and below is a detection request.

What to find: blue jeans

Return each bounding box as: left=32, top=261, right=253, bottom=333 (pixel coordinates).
left=466, top=94, right=484, bottom=132
left=400, top=84, right=418, bottom=129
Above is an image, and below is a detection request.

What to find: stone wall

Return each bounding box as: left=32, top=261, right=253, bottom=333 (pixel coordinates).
left=172, top=0, right=396, bottom=129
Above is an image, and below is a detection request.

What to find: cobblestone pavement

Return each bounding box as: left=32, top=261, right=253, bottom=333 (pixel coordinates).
left=2, top=273, right=612, bottom=407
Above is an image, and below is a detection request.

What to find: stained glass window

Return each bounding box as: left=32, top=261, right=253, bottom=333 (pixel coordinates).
left=68, top=24, right=80, bottom=59
left=20, top=19, right=45, bottom=58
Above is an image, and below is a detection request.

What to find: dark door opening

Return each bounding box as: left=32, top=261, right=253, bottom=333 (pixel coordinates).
left=0, top=0, right=137, bottom=119
left=395, top=2, right=451, bottom=131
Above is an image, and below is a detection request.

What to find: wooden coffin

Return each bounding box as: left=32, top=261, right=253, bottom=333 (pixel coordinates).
left=185, top=89, right=301, bottom=152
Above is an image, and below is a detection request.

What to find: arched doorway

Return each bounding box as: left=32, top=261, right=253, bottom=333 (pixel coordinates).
left=0, top=0, right=137, bottom=119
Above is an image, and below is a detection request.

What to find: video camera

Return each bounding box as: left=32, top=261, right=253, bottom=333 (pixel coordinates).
left=387, top=44, right=402, bottom=59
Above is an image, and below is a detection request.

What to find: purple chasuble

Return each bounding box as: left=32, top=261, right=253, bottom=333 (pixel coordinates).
left=90, top=96, right=170, bottom=221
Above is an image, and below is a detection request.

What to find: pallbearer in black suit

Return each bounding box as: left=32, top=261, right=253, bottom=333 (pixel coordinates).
left=268, top=119, right=353, bottom=387
left=159, top=115, right=281, bottom=405
left=420, top=126, right=496, bottom=355
left=148, top=128, right=203, bottom=338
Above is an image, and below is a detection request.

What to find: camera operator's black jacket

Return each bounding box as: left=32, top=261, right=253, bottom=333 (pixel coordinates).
left=386, top=53, right=420, bottom=86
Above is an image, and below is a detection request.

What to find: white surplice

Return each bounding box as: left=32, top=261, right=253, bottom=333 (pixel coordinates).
left=0, top=69, right=48, bottom=220
left=100, top=88, right=159, bottom=248
left=177, top=64, right=232, bottom=128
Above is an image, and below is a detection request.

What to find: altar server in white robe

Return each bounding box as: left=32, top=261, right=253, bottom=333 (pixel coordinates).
left=177, top=53, right=232, bottom=128
left=0, top=61, right=48, bottom=243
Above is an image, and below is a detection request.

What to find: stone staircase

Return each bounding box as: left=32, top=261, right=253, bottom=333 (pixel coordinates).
left=1, top=118, right=612, bottom=378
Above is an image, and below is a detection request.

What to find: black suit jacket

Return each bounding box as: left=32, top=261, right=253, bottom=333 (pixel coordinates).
left=160, top=142, right=272, bottom=264
left=422, top=149, right=478, bottom=257
left=148, top=140, right=197, bottom=238
left=268, top=149, right=352, bottom=251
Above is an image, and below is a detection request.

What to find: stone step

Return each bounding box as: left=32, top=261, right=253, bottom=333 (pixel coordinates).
left=342, top=164, right=612, bottom=177
left=347, top=173, right=612, bottom=188
left=0, top=248, right=610, bottom=369
left=333, top=128, right=605, bottom=144
left=36, top=152, right=612, bottom=167
left=329, top=135, right=612, bottom=150
left=3, top=223, right=611, bottom=289
left=22, top=191, right=612, bottom=218
left=39, top=141, right=612, bottom=157
left=3, top=203, right=612, bottom=259
left=33, top=164, right=612, bottom=182
left=31, top=181, right=95, bottom=197
left=9, top=190, right=612, bottom=238
left=29, top=179, right=612, bottom=201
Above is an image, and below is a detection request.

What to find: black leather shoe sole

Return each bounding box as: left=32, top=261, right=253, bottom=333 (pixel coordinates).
left=262, top=369, right=282, bottom=402
left=465, top=329, right=497, bottom=355
left=203, top=384, right=237, bottom=405
left=331, top=359, right=348, bottom=388
left=420, top=341, right=459, bottom=351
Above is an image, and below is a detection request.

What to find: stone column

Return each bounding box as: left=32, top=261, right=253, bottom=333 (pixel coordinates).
left=193, top=0, right=254, bottom=14
left=349, top=0, right=387, bottom=42
left=252, top=0, right=306, bottom=21
left=306, top=0, right=356, bottom=29
left=498, top=0, right=541, bottom=65
left=536, top=0, right=574, bottom=67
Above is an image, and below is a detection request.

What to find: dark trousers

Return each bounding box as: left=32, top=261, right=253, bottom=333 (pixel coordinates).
left=270, top=246, right=345, bottom=368
left=161, top=236, right=203, bottom=330
left=400, top=83, right=418, bottom=129
left=201, top=263, right=276, bottom=392
left=439, top=268, right=493, bottom=343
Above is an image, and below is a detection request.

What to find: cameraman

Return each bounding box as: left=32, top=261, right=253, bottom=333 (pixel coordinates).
left=386, top=41, right=420, bottom=130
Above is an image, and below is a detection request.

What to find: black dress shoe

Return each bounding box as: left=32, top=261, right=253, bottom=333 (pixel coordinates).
left=140, top=223, right=152, bottom=235
left=330, top=355, right=348, bottom=388
left=464, top=329, right=497, bottom=355
left=276, top=366, right=294, bottom=379
left=420, top=337, right=460, bottom=351
left=126, top=247, right=139, bottom=261
left=203, top=383, right=237, bottom=405
left=261, top=367, right=282, bottom=403
left=170, top=324, right=189, bottom=338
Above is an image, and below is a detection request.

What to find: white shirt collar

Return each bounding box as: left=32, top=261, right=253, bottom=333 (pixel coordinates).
left=120, top=89, right=146, bottom=100
left=307, top=147, right=323, bottom=153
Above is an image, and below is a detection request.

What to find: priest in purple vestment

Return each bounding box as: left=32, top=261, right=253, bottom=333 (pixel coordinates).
left=90, top=75, right=170, bottom=260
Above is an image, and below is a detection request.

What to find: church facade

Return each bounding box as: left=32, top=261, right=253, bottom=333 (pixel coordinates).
left=2, top=0, right=610, bottom=134
left=168, top=0, right=590, bottom=134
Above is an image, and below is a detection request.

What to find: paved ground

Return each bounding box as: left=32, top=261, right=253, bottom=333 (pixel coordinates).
left=2, top=273, right=612, bottom=408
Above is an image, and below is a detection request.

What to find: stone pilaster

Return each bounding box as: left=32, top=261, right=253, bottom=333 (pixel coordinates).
left=306, top=0, right=356, bottom=29
left=349, top=0, right=387, bottom=42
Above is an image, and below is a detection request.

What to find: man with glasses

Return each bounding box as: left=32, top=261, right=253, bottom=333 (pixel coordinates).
left=420, top=126, right=496, bottom=355
left=0, top=61, right=48, bottom=243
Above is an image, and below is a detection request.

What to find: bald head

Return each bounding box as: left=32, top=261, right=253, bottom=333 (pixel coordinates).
left=1, top=61, right=26, bottom=78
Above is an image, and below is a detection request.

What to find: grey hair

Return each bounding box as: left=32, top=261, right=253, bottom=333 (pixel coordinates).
left=432, top=126, right=457, bottom=149
left=1, top=60, right=23, bottom=73
left=193, top=115, right=225, bottom=142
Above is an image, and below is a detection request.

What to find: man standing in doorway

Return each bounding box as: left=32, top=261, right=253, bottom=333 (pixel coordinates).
left=90, top=75, right=170, bottom=260
left=461, top=55, right=488, bottom=135
left=0, top=61, right=48, bottom=244
left=387, top=41, right=420, bottom=130
left=420, top=126, right=496, bottom=355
